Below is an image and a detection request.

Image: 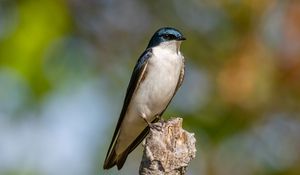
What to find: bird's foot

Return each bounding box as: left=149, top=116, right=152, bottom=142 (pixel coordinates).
left=141, top=115, right=163, bottom=131
left=148, top=122, right=163, bottom=131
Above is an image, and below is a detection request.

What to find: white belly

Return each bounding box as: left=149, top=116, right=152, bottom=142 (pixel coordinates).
left=133, top=49, right=183, bottom=120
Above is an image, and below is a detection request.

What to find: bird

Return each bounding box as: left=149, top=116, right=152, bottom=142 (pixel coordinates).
left=103, top=27, right=186, bottom=170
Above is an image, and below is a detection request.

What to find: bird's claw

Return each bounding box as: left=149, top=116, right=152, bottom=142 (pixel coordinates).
left=148, top=122, right=163, bottom=131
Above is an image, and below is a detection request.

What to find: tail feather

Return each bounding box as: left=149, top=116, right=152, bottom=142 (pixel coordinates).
left=103, top=148, right=117, bottom=169
left=116, top=124, right=152, bottom=170
left=103, top=119, right=158, bottom=170
left=103, top=147, right=130, bottom=170
left=116, top=149, right=130, bottom=170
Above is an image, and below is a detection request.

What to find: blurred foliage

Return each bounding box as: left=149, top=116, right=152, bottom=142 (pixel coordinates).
left=0, top=0, right=71, bottom=97
left=0, top=0, right=300, bottom=175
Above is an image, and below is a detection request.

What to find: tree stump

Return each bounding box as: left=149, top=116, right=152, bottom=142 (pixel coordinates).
left=139, top=118, right=196, bottom=175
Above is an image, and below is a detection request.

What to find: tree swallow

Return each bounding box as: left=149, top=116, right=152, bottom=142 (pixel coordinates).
left=103, top=27, right=186, bottom=170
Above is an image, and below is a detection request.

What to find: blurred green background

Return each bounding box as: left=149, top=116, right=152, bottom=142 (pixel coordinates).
left=1, top=0, right=300, bottom=175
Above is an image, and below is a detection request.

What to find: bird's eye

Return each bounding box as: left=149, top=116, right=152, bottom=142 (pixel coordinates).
left=163, top=34, right=173, bottom=40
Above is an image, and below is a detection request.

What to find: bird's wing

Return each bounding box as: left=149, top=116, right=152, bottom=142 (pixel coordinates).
left=103, top=48, right=153, bottom=169
left=175, top=58, right=185, bottom=93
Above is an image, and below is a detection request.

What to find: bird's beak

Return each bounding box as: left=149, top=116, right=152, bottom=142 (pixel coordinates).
left=177, top=36, right=186, bottom=41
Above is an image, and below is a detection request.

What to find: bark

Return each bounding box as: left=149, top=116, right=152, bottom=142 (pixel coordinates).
left=139, top=118, right=196, bottom=175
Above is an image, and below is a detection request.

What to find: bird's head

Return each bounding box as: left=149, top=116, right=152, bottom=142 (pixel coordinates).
left=147, top=27, right=186, bottom=49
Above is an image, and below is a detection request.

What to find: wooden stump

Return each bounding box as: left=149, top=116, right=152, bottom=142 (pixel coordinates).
left=139, top=118, right=196, bottom=175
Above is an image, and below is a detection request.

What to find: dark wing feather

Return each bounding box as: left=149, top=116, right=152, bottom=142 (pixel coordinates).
left=175, top=59, right=185, bottom=94
left=103, top=48, right=153, bottom=169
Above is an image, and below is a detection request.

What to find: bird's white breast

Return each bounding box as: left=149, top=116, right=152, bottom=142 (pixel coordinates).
left=133, top=46, right=183, bottom=119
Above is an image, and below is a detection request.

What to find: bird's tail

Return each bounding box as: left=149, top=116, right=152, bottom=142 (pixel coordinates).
left=103, top=119, right=155, bottom=170
left=103, top=146, right=129, bottom=170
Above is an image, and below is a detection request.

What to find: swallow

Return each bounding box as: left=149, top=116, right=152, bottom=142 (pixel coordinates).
left=103, top=27, right=186, bottom=170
